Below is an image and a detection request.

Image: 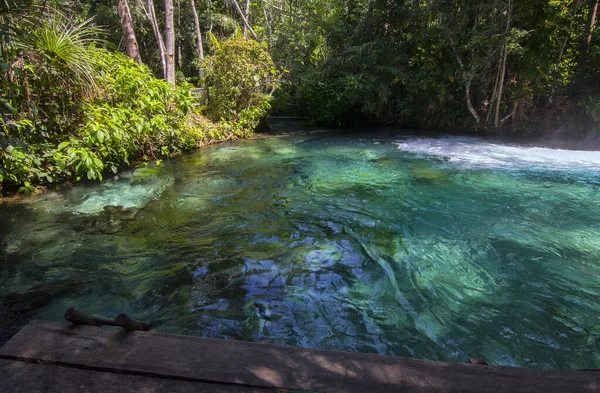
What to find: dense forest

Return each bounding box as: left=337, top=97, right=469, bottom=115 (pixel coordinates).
left=1, top=0, right=599, bottom=193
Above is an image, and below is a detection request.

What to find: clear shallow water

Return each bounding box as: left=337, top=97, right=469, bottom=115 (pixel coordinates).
left=1, top=132, right=600, bottom=369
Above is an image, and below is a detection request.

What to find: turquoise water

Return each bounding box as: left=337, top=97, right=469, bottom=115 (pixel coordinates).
left=1, top=131, right=600, bottom=369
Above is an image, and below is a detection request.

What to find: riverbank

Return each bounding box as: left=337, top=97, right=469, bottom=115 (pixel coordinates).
left=4, top=119, right=599, bottom=203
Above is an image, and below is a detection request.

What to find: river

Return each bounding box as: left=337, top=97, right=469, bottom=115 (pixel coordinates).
left=1, top=130, right=600, bottom=369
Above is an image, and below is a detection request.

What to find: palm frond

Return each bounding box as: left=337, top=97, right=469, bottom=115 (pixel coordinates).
left=206, top=31, right=222, bottom=51
left=0, top=0, right=36, bottom=18
left=13, top=8, right=106, bottom=90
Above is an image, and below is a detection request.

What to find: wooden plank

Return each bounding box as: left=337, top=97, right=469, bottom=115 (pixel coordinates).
left=1, top=320, right=600, bottom=393
left=0, top=359, right=272, bottom=393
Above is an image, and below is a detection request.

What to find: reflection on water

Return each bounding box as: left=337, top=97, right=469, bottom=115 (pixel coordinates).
left=1, top=132, right=600, bottom=370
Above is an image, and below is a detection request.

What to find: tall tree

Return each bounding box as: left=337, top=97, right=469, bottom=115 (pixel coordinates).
left=190, top=0, right=204, bottom=79
left=116, top=0, right=143, bottom=64
left=164, top=0, right=176, bottom=84
left=494, top=0, right=512, bottom=128
left=230, top=0, right=259, bottom=40
left=242, top=0, right=250, bottom=38
left=139, top=0, right=175, bottom=84
left=140, top=0, right=167, bottom=78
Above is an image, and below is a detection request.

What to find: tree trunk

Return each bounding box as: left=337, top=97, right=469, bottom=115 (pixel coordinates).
left=190, top=0, right=204, bottom=79
left=141, top=0, right=167, bottom=79
left=486, top=50, right=503, bottom=125
left=165, top=0, right=176, bottom=85
left=177, top=0, right=182, bottom=70
left=243, top=0, right=250, bottom=38
left=452, top=46, right=480, bottom=125
left=465, top=75, right=481, bottom=124
left=494, top=0, right=512, bottom=128
left=494, top=44, right=508, bottom=128
left=575, top=0, right=599, bottom=79
left=178, top=45, right=182, bottom=69
left=208, top=0, right=213, bottom=32
left=231, top=0, right=259, bottom=40
left=116, top=0, right=142, bottom=64
left=263, top=6, right=272, bottom=50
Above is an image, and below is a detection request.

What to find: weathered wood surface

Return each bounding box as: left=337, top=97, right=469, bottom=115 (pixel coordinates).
left=0, top=359, right=271, bottom=393
left=1, top=320, right=600, bottom=393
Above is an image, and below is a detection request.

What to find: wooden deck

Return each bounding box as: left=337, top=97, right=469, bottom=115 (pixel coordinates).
left=1, top=320, right=600, bottom=392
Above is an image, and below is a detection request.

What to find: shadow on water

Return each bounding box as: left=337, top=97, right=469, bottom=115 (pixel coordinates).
left=1, top=130, right=600, bottom=371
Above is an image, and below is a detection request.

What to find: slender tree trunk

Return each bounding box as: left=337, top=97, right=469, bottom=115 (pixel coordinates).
left=575, top=0, right=599, bottom=79
left=494, top=0, right=512, bottom=128
left=243, top=0, right=250, bottom=38
left=190, top=0, right=204, bottom=79
left=141, top=0, right=167, bottom=78
left=208, top=0, right=213, bottom=32
left=583, top=0, right=599, bottom=50
left=494, top=44, right=508, bottom=128
left=178, top=45, right=182, bottom=69
left=263, top=6, right=272, bottom=50
left=164, top=0, right=176, bottom=85
left=177, top=0, right=182, bottom=69
left=231, top=0, right=259, bottom=40
left=451, top=32, right=480, bottom=125
left=455, top=52, right=480, bottom=124
left=465, top=75, right=481, bottom=124
left=486, top=51, right=502, bottom=125
left=501, top=99, right=519, bottom=123
left=116, top=0, right=142, bottom=64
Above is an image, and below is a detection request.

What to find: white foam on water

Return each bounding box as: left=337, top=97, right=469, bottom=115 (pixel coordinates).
left=395, top=136, right=600, bottom=171
left=66, top=169, right=172, bottom=215
left=71, top=182, right=161, bottom=214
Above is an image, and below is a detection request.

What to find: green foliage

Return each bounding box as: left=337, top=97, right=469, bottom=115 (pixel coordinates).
left=1, top=5, right=104, bottom=142
left=298, top=72, right=368, bottom=126
left=204, top=37, right=279, bottom=129
left=80, top=52, right=206, bottom=166
left=0, top=11, right=275, bottom=194
left=4, top=0, right=600, bottom=192
left=1, top=49, right=218, bottom=193
left=265, top=0, right=600, bottom=131
left=15, top=12, right=106, bottom=90
left=0, top=3, right=111, bottom=192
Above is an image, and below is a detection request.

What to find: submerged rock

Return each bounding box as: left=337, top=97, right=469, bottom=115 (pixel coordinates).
left=254, top=300, right=273, bottom=320
left=102, top=205, right=139, bottom=221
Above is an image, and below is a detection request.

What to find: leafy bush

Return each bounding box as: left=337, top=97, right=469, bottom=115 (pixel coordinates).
left=204, top=36, right=280, bottom=129
left=1, top=8, right=105, bottom=141
left=2, top=50, right=221, bottom=193
left=0, top=7, right=108, bottom=193
left=1, top=11, right=280, bottom=194
left=79, top=52, right=210, bottom=169
left=297, top=72, right=368, bottom=126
